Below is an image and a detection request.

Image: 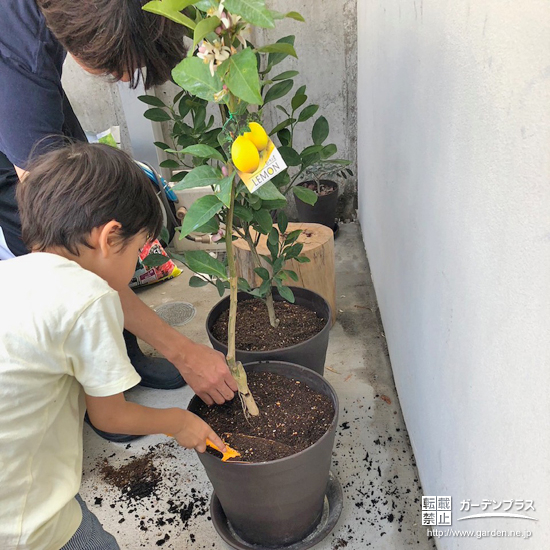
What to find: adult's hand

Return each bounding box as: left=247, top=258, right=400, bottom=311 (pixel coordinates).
left=118, top=286, right=237, bottom=405
left=169, top=338, right=237, bottom=405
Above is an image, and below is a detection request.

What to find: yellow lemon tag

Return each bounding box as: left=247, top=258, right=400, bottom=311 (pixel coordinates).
left=231, top=123, right=287, bottom=193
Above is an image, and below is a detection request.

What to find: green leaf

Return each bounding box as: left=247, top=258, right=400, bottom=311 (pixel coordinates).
left=301, top=152, right=321, bottom=169
left=284, top=269, right=299, bottom=282
left=298, top=104, right=319, bottom=122
left=142, top=1, right=197, bottom=29
left=256, top=43, right=297, bottom=58
left=312, top=116, right=329, bottom=145
left=278, top=146, right=301, bottom=167
left=216, top=278, right=227, bottom=296
left=170, top=171, right=187, bottom=182
left=272, top=256, right=284, bottom=274
left=254, top=181, right=286, bottom=202
left=275, top=105, right=290, bottom=116
left=172, top=165, right=220, bottom=191
left=285, top=11, right=305, bottom=22
left=216, top=172, right=235, bottom=207
left=179, top=144, right=225, bottom=162
left=142, top=253, right=171, bottom=268
left=180, top=195, right=223, bottom=237
left=160, top=159, right=180, bottom=169
left=144, top=108, right=172, bottom=122
left=253, top=209, right=274, bottom=234
left=189, top=275, right=209, bottom=287
left=185, top=250, right=227, bottom=279
left=138, top=95, right=166, bottom=107
left=254, top=267, right=271, bottom=281
left=262, top=198, right=287, bottom=210
left=224, top=0, right=275, bottom=28
left=267, top=234, right=279, bottom=260
left=154, top=141, right=171, bottom=151
left=285, top=242, right=304, bottom=260
left=221, top=48, right=263, bottom=105
left=195, top=216, right=220, bottom=234
left=301, top=144, right=324, bottom=157
left=260, top=253, right=273, bottom=266
left=284, top=229, right=302, bottom=245
left=275, top=279, right=295, bottom=303
left=269, top=117, right=294, bottom=136
left=320, top=144, right=337, bottom=159
left=238, top=277, right=252, bottom=291
left=234, top=203, right=254, bottom=222
left=277, top=128, right=291, bottom=147
left=295, top=255, right=311, bottom=263
left=293, top=185, right=318, bottom=206
left=195, top=0, right=217, bottom=10
left=277, top=210, right=288, bottom=234
left=159, top=226, right=170, bottom=245
left=172, top=56, right=223, bottom=103
left=193, top=16, right=220, bottom=48
left=264, top=80, right=294, bottom=105
left=268, top=227, right=279, bottom=245
left=267, top=35, right=295, bottom=68
left=272, top=70, right=299, bottom=81
left=291, top=94, right=307, bottom=111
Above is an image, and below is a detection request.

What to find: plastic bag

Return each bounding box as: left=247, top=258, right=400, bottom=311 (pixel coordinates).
left=129, top=239, right=182, bottom=288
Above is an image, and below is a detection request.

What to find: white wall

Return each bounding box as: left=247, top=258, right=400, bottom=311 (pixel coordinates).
left=357, top=1, right=550, bottom=548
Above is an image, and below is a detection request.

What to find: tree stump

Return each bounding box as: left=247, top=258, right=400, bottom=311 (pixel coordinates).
left=234, top=222, right=337, bottom=325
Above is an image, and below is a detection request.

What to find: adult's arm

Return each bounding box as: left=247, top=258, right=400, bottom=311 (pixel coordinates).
left=118, top=286, right=237, bottom=405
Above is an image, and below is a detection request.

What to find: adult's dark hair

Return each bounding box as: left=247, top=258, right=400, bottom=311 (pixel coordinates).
left=36, top=0, right=187, bottom=89
left=16, top=142, right=163, bottom=255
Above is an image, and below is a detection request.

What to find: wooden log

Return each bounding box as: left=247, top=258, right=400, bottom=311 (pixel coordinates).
left=234, top=222, right=337, bottom=325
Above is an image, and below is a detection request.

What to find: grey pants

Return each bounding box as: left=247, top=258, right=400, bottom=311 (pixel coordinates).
left=60, top=495, right=119, bottom=550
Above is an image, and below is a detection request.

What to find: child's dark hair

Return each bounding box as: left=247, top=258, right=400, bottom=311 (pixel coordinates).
left=16, top=142, right=163, bottom=255
left=36, top=0, right=187, bottom=89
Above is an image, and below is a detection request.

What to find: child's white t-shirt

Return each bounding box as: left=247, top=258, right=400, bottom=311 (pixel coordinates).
left=0, top=253, right=141, bottom=549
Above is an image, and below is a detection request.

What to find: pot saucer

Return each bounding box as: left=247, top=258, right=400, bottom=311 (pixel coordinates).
left=209, top=470, right=343, bottom=550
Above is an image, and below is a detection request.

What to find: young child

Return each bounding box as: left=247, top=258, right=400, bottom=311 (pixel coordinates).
left=0, top=142, right=226, bottom=549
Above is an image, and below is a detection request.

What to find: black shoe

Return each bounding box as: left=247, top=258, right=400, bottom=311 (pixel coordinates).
left=123, top=330, right=186, bottom=390
left=84, top=413, right=142, bottom=443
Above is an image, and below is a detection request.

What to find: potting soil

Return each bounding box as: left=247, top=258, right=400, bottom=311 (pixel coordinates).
left=211, top=300, right=326, bottom=352
left=195, top=371, right=335, bottom=462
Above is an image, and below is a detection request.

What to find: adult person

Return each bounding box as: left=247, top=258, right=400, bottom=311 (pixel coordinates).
left=0, top=0, right=237, bottom=440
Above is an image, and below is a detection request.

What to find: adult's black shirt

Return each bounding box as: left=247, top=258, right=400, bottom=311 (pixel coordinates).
left=0, top=0, right=86, bottom=258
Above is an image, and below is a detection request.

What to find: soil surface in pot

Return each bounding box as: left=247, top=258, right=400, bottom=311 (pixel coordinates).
left=211, top=300, right=326, bottom=351
left=195, top=371, right=334, bottom=463
left=301, top=181, right=336, bottom=197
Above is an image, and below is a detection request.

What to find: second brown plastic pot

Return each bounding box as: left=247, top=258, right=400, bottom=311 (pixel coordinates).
left=206, top=286, right=331, bottom=375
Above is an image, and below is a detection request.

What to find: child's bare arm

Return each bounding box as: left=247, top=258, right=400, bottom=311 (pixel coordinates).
left=85, top=393, right=226, bottom=452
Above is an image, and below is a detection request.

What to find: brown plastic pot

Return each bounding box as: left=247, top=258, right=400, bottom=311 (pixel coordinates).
left=206, top=286, right=331, bottom=375
left=188, top=361, right=339, bottom=547
left=294, top=180, right=338, bottom=229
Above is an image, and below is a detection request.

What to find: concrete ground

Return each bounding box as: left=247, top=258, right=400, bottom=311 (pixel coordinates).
left=80, top=222, right=435, bottom=550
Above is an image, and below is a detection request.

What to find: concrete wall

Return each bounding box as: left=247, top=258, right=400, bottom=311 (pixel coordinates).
left=62, top=55, right=132, bottom=153
left=251, top=0, right=358, bottom=219
left=357, top=1, right=550, bottom=548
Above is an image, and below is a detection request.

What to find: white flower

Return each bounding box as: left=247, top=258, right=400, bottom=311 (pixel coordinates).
left=197, top=39, right=231, bottom=77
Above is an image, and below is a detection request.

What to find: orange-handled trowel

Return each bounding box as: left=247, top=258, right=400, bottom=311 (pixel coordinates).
left=206, top=438, right=241, bottom=462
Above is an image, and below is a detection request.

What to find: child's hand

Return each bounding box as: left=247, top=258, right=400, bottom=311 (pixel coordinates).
left=174, top=411, right=226, bottom=453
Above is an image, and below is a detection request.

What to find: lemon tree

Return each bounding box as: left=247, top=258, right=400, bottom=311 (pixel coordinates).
left=142, top=0, right=311, bottom=416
